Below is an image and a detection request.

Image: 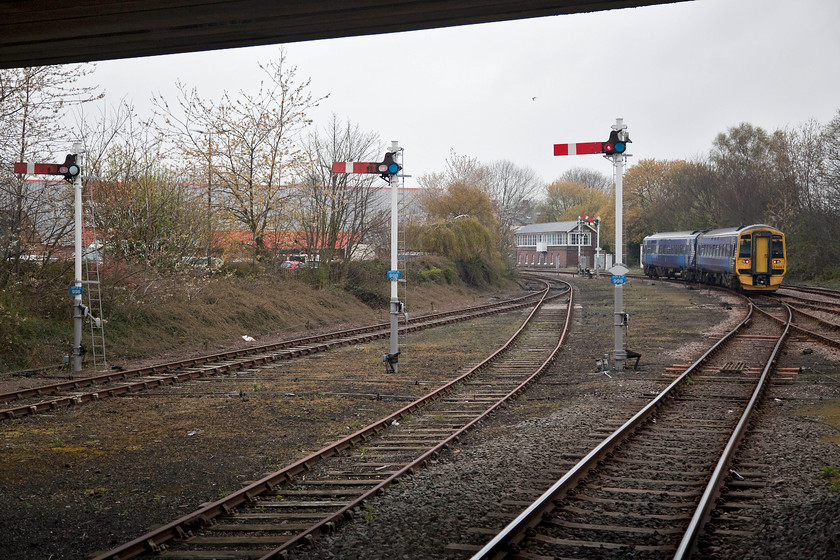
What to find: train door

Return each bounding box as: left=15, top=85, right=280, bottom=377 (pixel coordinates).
left=753, top=232, right=771, bottom=274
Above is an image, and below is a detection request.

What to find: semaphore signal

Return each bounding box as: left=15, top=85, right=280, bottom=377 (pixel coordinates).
left=13, top=149, right=91, bottom=372
left=333, top=145, right=405, bottom=373
left=553, top=118, right=632, bottom=371
left=553, top=142, right=604, bottom=156
left=14, top=154, right=80, bottom=182
left=554, top=129, right=630, bottom=158
left=331, top=151, right=402, bottom=179
left=331, top=161, right=378, bottom=174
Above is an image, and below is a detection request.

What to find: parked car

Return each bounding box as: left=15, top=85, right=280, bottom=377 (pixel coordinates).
left=280, top=260, right=304, bottom=269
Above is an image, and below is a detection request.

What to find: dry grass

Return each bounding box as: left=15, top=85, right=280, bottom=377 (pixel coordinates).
left=3, top=270, right=517, bottom=373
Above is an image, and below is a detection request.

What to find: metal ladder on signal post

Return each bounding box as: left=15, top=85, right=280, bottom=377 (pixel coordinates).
left=83, top=185, right=107, bottom=371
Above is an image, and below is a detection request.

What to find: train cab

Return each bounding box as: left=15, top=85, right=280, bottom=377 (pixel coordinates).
left=735, top=225, right=785, bottom=291
left=696, top=225, right=785, bottom=292
left=644, top=224, right=786, bottom=293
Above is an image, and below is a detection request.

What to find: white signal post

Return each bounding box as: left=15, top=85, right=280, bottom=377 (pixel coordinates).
left=611, top=118, right=628, bottom=371
left=387, top=140, right=402, bottom=373
left=579, top=214, right=601, bottom=278
left=554, top=118, right=630, bottom=371
left=14, top=144, right=87, bottom=372
left=72, top=143, right=84, bottom=372
left=331, top=141, right=404, bottom=373
left=594, top=216, right=601, bottom=278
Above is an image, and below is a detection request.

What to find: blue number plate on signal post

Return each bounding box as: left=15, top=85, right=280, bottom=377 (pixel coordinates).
left=386, top=270, right=401, bottom=280
left=610, top=275, right=626, bottom=285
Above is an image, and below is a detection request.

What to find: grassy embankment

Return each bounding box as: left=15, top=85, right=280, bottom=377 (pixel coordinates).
left=0, top=258, right=518, bottom=372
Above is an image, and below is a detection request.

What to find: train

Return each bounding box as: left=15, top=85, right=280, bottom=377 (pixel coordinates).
left=642, top=224, right=786, bottom=293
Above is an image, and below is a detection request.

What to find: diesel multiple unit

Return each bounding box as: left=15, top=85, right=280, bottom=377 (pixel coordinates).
left=642, top=224, right=786, bottom=292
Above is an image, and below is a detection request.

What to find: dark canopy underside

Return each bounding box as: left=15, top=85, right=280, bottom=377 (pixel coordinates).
left=0, top=0, right=688, bottom=69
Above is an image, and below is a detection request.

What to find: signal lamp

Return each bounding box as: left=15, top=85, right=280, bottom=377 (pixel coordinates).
left=602, top=130, right=629, bottom=155
left=378, top=152, right=401, bottom=177
left=59, top=154, right=80, bottom=182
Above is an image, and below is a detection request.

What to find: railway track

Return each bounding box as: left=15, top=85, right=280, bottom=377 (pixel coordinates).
left=0, top=288, right=546, bottom=421
left=777, top=284, right=840, bottom=302
left=88, top=278, right=573, bottom=560
left=764, top=286, right=840, bottom=350
left=459, top=295, right=791, bottom=560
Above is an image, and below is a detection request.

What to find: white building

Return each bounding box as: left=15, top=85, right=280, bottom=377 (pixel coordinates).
left=515, top=221, right=600, bottom=268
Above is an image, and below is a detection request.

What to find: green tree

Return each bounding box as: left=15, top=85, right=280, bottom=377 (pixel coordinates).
left=414, top=177, right=504, bottom=285
left=417, top=216, right=503, bottom=285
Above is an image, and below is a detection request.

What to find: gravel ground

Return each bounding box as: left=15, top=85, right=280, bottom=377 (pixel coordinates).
left=291, top=278, right=840, bottom=560
left=1, top=276, right=838, bottom=560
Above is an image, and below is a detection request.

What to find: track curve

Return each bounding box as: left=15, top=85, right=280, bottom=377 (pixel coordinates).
left=90, top=277, right=573, bottom=560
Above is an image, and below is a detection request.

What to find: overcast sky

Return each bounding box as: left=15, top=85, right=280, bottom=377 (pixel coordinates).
left=77, top=0, right=840, bottom=189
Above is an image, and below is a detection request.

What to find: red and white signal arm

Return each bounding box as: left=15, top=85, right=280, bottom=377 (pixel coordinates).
left=14, top=162, right=64, bottom=174
left=14, top=154, right=80, bottom=179
left=331, top=162, right=379, bottom=174
left=553, top=142, right=603, bottom=156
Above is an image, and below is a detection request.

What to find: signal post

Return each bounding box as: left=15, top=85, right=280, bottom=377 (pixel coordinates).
left=14, top=147, right=89, bottom=372
left=333, top=142, right=404, bottom=373
left=554, top=118, right=631, bottom=370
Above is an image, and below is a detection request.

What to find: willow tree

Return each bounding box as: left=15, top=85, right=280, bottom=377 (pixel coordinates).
left=413, top=179, right=505, bottom=285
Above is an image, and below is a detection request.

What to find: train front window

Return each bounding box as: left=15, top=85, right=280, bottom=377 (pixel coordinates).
left=772, top=238, right=784, bottom=258
left=738, top=237, right=752, bottom=258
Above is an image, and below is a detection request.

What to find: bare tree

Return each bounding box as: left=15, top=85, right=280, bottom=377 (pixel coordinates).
left=154, top=49, right=324, bottom=264
left=418, top=150, right=492, bottom=196
left=0, top=65, right=101, bottom=285
left=710, top=122, right=780, bottom=225
left=296, top=115, right=386, bottom=282
left=485, top=160, right=541, bottom=264
left=559, top=167, right=613, bottom=192
left=73, top=101, right=206, bottom=273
